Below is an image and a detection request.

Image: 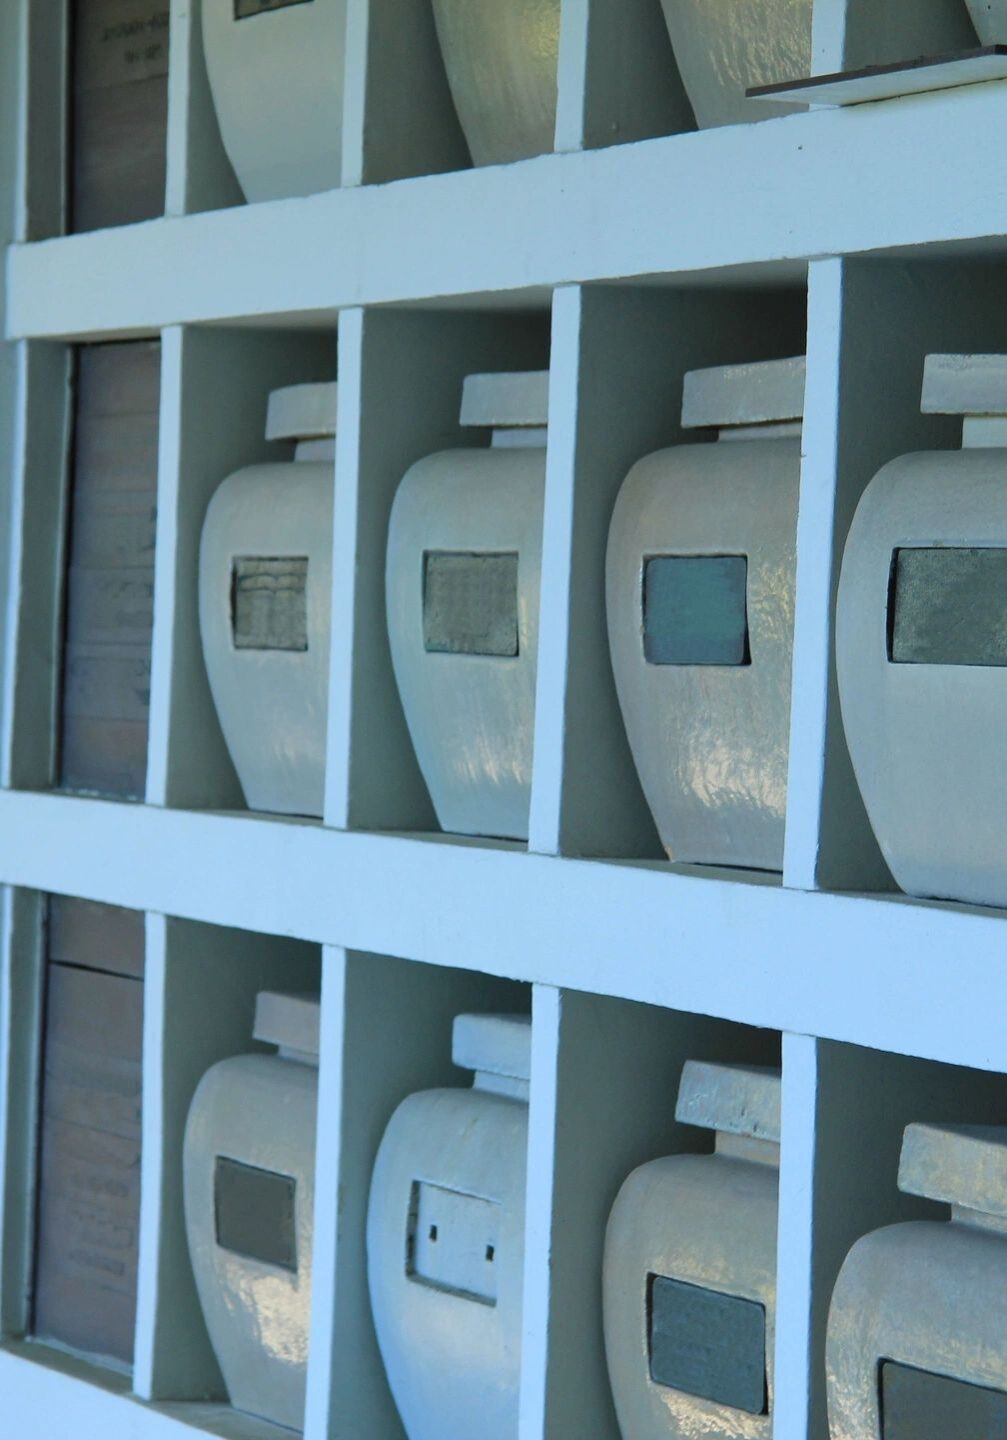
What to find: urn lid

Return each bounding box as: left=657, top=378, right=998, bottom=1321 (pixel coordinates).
left=899, top=1122, right=1007, bottom=1218
left=675, top=1060, right=782, bottom=1143
left=682, top=356, right=806, bottom=431
left=460, top=371, right=550, bottom=430
left=922, top=354, right=1007, bottom=416
left=266, top=382, right=338, bottom=442
left=253, top=990, right=321, bottom=1060
left=452, top=1013, right=532, bottom=1082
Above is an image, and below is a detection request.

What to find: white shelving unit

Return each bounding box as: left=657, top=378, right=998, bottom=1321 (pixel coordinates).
left=4, top=1, right=1007, bottom=1438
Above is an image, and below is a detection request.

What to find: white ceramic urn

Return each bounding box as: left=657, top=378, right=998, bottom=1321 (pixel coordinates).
left=659, top=0, right=814, bottom=127
left=607, top=356, right=804, bottom=872
left=200, top=381, right=335, bottom=818
left=367, top=1013, right=531, bottom=1440
left=431, top=0, right=560, bottom=165
left=387, top=371, right=547, bottom=841
left=183, top=991, right=320, bottom=1431
left=603, top=1061, right=781, bottom=1439
left=827, top=1123, right=1007, bottom=1439
left=836, top=354, right=1007, bottom=909
left=202, top=0, right=346, bottom=203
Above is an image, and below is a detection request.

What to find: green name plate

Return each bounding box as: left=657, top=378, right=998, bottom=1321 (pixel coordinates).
left=648, top=1274, right=767, bottom=1415
left=643, top=556, right=750, bottom=666
left=890, top=547, right=1007, bottom=667
left=423, top=551, right=520, bottom=658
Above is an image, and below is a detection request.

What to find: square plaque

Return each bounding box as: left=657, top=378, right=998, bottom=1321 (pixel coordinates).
left=214, top=1156, right=298, bottom=1272
left=423, top=551, right=519, bottom=658
left=648, top=1274, right=767, bottom=1415
left=881, top=1360, right=1007, bottom=1438
left=232, top=557, right=309, bottom=652
left=889, top=547, right=1007, bottom=667
left=643, top=555, right=750, bottom=666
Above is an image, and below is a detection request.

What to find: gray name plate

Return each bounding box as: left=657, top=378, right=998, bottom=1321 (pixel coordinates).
left=232, top=557, right=309, bottom=652
left=423, top=551, right=519, bottom=658
left=235, top=0, right=313, bottom=17
left=644, top=556, right=750, bottom=666
left=881, top=1361, right=1007, bottom=1438
left=214, top=1157, right=298, bottom=1272
left=648, top=1274, right=767, bottom=1415
left=890, top=547, right=1007, bottom=667
left=406, top=1181, right=500, bottom=1306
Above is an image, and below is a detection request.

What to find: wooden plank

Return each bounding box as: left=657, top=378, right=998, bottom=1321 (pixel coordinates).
left=59, top=342, right=159, bottom=801
left=48, top=896, right=145, bottom=981
left=33, top=962, right=143, bottom=1368
left=71, top=0, right=170, bottom=234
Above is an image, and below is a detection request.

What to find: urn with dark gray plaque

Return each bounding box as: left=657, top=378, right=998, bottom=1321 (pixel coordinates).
left=837, top=353, right=1007, bottom=909
left=386, top=371, right=548, bottom=842
left=606, top=356, right=804, bottom=873
left=603, top=1061, right=781, bottom=1439
left=32, top=895, right=145, bottom=1368
left=198, top=382, right=336, bottom=817
left=59, top=341, right=159, bottom=800
left=71, top=0, right=169, bottom=232
left=183, top=990, right=319, bottom=1431
left=827, top=1123, right=1007, bottom=1440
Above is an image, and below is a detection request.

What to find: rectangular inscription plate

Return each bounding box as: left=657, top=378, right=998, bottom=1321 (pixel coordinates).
left=235, top=0, right=313, bottom=17
left=881, top=1360, right=1007, bottom=1438
left=889, top=547, right=1007, bottom=666
left=423, top=551, right=519, bottom=657
left=648, top=1274, right=767, bottom=1415
left=232, top=557, right=309, bottom=652
left=215, top=1157, right=298, bottom=1272
left=643, top=556, right=750, bottom=666
left=406, top=1181, right=500, bottom=1305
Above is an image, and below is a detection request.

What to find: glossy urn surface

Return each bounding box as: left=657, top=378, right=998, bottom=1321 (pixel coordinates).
left=199, top=382, right=335, bottom=818
left=604, top=1061, right=781, bottom=1439
left=387, top=372, right=547, bottom=841
left=607, top=357, right=804, bottom=872
left=183, top=992, right=320, bottom=1431
left=837, top=354, right=1007, bottom=908
left=367, top=1013, right=531, bottom=1440
left=431, top=0, right=560, bottom=166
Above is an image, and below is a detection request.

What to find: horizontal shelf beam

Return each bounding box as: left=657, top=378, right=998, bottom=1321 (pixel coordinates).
left=0, top=788, right=1003, bottom=1073
left=8, top=80, right=1007, bottom=340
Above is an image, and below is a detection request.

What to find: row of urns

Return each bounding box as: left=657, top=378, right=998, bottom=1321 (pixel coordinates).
left=202, top=350, right=1007, bottom=912
left=202, top=0, right=1003, bottom=206
left=184, top=997, right=1007, bottom=1439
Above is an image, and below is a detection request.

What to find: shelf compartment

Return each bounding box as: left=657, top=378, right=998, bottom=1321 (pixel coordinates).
left=308, top=947, right=528, bottom=1437
left=326, top=303, right=550, bottom=836
left=133, top=915, right=320, bottom=1429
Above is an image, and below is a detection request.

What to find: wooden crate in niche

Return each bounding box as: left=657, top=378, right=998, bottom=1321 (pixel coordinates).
left=59, top=339, right=159, bottom=800
left=71, top=0, right=170, bottom=233
left=31, top=895, right=145, bottom=1369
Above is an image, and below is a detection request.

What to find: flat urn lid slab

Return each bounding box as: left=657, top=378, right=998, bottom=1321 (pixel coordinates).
left=675, top=1060, right=782, bottom=1143
left=460, top=371, right=550, bottom=430
left=453, top=1013, right=532, bottom=1082
left=266, top=382, right=339, bottom=441
left=899, top=1123, right=1007, bottom=1217
left=682, top=356, right=806, bottom=431
left=922, top=355, right=1007, bottom=417
left=253, top=990, right=321, bottom=1059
